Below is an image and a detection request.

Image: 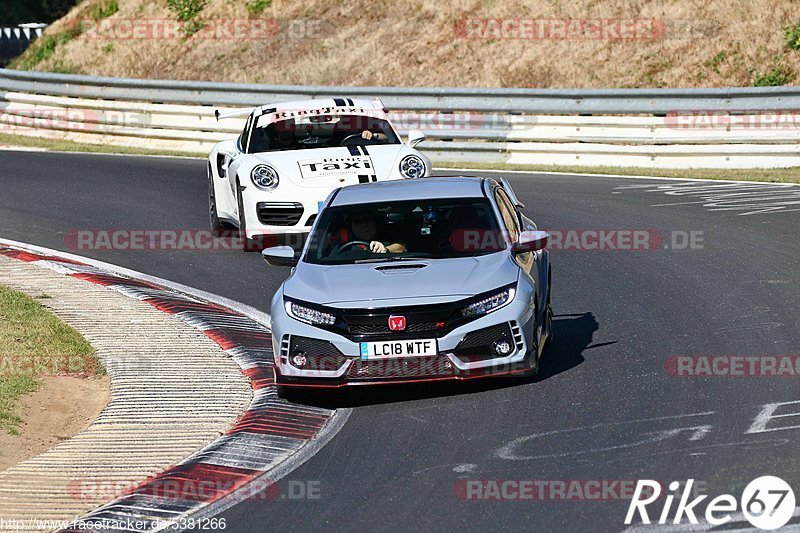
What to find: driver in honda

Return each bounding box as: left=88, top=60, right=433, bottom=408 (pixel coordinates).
left=346, top=210, right=406, bottom=254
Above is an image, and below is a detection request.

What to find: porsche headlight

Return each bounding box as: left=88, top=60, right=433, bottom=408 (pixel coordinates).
left=285, top=300, right=336, bottom=325
left=399, top=155, right=426, bottom=179
left=251, top=164, right=279, bottom=190
left=461, top=287, right=515, bottom=318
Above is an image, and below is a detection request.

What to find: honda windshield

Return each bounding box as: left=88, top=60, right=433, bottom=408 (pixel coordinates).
left=304, top=198, right=508, bottom=265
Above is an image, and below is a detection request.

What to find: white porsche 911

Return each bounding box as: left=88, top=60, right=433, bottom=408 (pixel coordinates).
left=208, top=98, right=430, bottom=250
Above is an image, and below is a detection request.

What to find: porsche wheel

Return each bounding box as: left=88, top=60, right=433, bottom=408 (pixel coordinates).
left=235, top=177, right=264, bottom=252
left=208, top=164, right=224, bottom=234
left=518, top=300, right=541, bottom=379
left=544, top=273, right=554, bottom=347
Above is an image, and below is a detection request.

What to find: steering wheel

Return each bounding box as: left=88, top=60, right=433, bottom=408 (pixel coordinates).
left=336, top=240, right=371, bottom=253
left=339, top=134, right=365, bottom=146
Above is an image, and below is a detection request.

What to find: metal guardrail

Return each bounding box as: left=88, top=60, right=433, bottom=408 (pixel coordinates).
left=1, top=68, right=799, bottom=168
left=4, top=68, right=800, bottom=113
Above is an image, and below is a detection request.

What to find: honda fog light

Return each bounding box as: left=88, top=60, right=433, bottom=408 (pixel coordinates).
left=493, top=339, right=512, bottom=356
left=291, top=352, right=307, bottom=368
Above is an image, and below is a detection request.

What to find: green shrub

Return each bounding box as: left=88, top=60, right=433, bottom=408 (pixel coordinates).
left=166, top=0, right=207, bottom=21
left=60, top=23, right=83, bottom=43
left=13, top=34, right=58, bottom=69
left=246, top=0, right=272, bottom=16
left=166, top=0, right=208, bottom=36
left=786, top=20, right=800, bottom=50
left=90, top=0, right=119, bottom=21
left=49, top=60, right=82, bottom=74
left=9, top=21, right=84, bottom=70
left=705, top=51, right=726, bottom=68
left=752, top=64, right=794, bottom=86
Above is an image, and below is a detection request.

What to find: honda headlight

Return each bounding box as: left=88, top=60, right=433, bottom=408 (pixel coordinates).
left=251, top=164, right=279, bottom=190
left=461, top=287, right=516, bottom=318
left=399, top=155, right=426, bottom=179
left=285, top=300, right=336, bottom=325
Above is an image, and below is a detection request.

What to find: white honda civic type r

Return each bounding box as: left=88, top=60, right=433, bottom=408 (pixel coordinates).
left=208, top=98, right=430, bottom=250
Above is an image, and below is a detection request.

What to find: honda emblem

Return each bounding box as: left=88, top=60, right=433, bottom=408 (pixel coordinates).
left=388, top=315, right=407, bottom=331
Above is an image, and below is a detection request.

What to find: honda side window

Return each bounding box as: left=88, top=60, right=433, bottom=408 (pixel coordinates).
left=494, top=189, right=520, bottom=243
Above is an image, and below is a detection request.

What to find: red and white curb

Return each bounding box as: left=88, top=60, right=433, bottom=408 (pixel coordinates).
left=0, top=239, right=350, bottom=532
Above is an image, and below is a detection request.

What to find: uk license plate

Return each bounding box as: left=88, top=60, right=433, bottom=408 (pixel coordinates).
left=359, top=339, right=438, bottom=360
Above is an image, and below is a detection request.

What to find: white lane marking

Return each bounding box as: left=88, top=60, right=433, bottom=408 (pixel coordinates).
left=614, top=182, right=800, bottom=215
left=0, top=145, right=47, bottom=152
left=560, top=438, right=790, bottom=469
left=622, top=506, right=800, bottom=532
left=494, top=412, right=715, bottom=461
left=497, top=426, right=713, bottom=461
left=453, top=464, right=477, bottom=473
left=747, top=400, right=800, bottom=434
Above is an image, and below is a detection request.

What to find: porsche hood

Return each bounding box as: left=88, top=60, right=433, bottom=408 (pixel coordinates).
left=249, top=144, right=418, bottom=186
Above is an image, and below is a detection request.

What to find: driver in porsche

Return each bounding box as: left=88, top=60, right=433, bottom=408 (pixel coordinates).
left=360, top=129, right=388, bottom=143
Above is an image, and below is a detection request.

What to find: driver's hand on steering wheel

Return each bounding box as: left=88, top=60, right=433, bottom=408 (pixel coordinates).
left=361, top=130, right=387, bottom=141
left=370, top=241, right=387, bottom=253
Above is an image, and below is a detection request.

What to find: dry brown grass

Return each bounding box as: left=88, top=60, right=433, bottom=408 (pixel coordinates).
left=11, top=0, right=800, bottom=88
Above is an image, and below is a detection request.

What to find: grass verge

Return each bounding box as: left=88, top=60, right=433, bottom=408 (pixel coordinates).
left=434, top=161, right=800, bottom=184
left=0, top=285, right=101, bottom=434
left=0, top=132, right=199, bottom=159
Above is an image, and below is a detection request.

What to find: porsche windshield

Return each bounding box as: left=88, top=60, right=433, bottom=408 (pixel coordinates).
left=304, top=198, right=507, bottom=265
left=248, top=114, right=400, bottom=153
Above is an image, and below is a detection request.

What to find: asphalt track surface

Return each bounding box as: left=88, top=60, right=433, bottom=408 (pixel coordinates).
left=1, top=150, right=799, bottom=532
